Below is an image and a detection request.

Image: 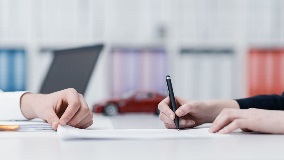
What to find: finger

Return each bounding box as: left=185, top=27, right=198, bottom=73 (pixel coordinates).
left=59, top=89, right=81, bottom=125
left=158, top=97, right=175, bottom=120
left=179, top=119, right=195, bottom=127
left=209, top=108, right=244, bottom=133
left=80, top=120, right=93, bottom=129
left=43, top=109, right=60, bottom=130
left=175, top=101, right=197, bottom=117
left=67, top=94, right=90, bottom=126
left=75, top=112, right=93, bottom=128
left=218, top=119, right=247, bottom=134
left=164, top=119, right=195, bottom=129
left=164, top=123, right=177, bottom=129
left=160, top=96, right=170, bottom=104
left=159, top=112, right=175, bottom=124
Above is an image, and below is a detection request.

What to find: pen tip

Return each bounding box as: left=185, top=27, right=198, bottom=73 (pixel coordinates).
left=166, top=75, right=171, bottom=79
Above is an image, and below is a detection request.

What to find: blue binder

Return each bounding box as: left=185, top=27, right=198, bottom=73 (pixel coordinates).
left=0, top=49, right=26, bottom=91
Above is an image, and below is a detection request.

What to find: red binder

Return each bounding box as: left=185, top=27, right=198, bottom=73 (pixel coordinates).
left=248, top=48, right=284, bottom=96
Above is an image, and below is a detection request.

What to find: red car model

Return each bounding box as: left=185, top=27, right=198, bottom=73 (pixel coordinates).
left=93, top=91, right=166, bottom=116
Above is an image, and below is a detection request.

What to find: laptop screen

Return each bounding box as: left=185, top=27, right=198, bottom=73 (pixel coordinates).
left=40, top=44, right=103, bottom=95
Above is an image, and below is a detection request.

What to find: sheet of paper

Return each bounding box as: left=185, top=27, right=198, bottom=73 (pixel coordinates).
left=0, top=114, right=113, bottom=132
left=88, top=114, right=114, bottom=130
left=57, top=125, right=229, bottom=140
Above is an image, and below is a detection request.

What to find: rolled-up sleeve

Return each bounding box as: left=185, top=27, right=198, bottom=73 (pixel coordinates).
left=0, top=91, right=28, bottom=120
left=236, top=92, right=284, bottom=110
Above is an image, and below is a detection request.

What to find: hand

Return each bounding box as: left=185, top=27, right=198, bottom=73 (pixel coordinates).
left=158, top=97, right=240, bottom=129
left=209, top=108, right=284, bottom=134
left=20, top=88, right=93, bottom=130
left=158, top=97, right=228, bottom=129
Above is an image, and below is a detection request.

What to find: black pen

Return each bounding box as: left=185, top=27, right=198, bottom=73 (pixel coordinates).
left=166, top=75, right=179, bottom=130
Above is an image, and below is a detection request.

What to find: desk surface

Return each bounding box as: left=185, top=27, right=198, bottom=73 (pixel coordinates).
left=0, top=114, right=283, bottom=160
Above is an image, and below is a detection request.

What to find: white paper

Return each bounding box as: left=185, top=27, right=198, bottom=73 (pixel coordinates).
left=57, top=125, right=229, bottom=140
left=88, top=114, right=114, bottom=130
left=0, top=114, right=113, bottom=132
left=0, top=119, right=53, bottom=131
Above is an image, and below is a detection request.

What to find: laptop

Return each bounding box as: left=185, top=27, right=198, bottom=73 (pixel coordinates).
left=40, top=44, right=104, bottom=95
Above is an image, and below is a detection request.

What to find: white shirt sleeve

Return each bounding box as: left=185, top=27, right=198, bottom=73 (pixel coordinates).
left=0, top=90, right=28, bottom=120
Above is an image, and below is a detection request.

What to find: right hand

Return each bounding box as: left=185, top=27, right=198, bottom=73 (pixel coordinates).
left=158, top=97, right=223, bottom=129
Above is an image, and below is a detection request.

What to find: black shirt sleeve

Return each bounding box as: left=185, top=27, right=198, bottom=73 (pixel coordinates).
left=236, top=92, right=284, bottom=110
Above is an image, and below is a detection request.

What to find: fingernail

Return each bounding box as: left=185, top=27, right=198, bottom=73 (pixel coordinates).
left=51, top=121, right=57, bottom=130
left=61, top=120, right=67, bottom=125
left=180, top=119, right=186, bottom=125
left=170, top=114, right=175, bottom=120
left=218, top=130, right=224, bottom=134
left=175, top=110, right=180, bottom=115
left=186, top=121, right=195, bottom=126
left=208, top=128, right=213, bottom=133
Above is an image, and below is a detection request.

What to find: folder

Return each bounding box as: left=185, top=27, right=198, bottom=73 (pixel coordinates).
left=179, top=48, right=236, bottom=100
left=0, top=49, right=26, bottom=91
left=111, top=47, right=167, bottom=98
left=248, top=48, right=284, bottom=96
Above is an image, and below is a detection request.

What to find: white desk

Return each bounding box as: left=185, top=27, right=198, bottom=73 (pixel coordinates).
left=0, top=114, right=284, bottom=160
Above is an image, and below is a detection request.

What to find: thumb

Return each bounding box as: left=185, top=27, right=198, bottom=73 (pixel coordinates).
left=176, top=101, right=198, bottom=117
left=44, top=109, right=60, bottom=130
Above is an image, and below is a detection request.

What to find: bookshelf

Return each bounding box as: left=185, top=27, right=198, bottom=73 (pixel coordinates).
left=1, top=0, right=284, bottom=105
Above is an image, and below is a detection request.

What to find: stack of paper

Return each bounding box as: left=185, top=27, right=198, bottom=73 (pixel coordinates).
left=0, top=120, right=53, bottom=132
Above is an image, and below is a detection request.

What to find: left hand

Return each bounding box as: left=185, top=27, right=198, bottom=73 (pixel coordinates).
left=209, top=108, right=284, bottom=134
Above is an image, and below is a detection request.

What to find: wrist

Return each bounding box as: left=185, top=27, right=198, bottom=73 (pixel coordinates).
left=206, top=99, right=240, bottom=109
left=203, top=99, right=240, bottom=122
left=203, top=100, right=223, bottom=122
left=20, top=93, right=37, bottom=119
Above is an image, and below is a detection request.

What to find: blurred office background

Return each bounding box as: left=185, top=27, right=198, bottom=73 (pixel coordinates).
left=1, top=0, right=284, bottom=106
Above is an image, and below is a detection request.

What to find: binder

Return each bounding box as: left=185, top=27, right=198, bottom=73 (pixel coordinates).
left=7, top=50, right=15, bottom=91
left=248, top=48, right=284, bottom=96
left=178, top=48, right=236, bottom=100
left=0, top=50, right=9, bottom=91
left=0, top=49, right=26, bottom=91
left=13, top=50, right=26, bottom=91
left=111, top=47, right=167, bottom=98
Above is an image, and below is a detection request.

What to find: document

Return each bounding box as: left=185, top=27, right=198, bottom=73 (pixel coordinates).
left=0, top=119, right=53, bottom=131
left=57, top=125, right=229, bottom=140
left=0, top=114, right=113, bottom=132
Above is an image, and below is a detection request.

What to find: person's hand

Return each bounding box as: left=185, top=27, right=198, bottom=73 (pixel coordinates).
left=209, top=108, right=284, bottom=134
left=20, top=88, right=93, bottom=130
left=158, top=97, right=224, bottom=129
left=158, top=97, right=218, bottom=129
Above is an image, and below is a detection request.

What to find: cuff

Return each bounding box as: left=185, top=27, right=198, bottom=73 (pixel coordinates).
left=0, top=91, right=29, bottom=120
left=235, top=98, right=250, bottom=109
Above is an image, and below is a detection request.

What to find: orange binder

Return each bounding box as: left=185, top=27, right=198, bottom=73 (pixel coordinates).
left=248, top=48, right=284, bottom=96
